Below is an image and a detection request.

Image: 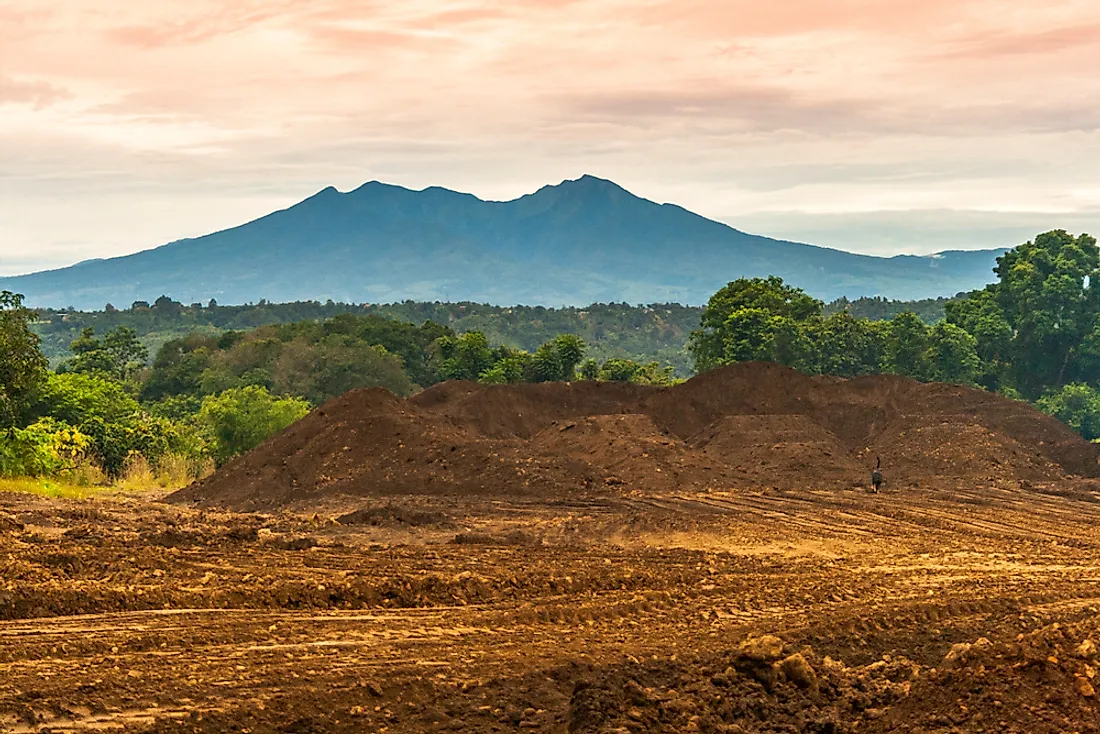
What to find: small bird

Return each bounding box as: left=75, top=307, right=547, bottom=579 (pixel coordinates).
left=871, top=456, right=883, bottom=494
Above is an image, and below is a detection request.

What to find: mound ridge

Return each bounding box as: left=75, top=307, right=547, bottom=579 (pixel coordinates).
left=169, top=364, right=1100, bottom=510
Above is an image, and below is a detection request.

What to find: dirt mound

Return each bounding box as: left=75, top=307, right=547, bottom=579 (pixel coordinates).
left=530, top=414, right=738, bottom=492
left=695, top=414, right=865, bottom=489
left=169, top=387, right=599, bottom=511
left=411, top=379, right=651, bottom=439
left=870, top=415, right=1065, bottom=487
left=170, top=364, right=1100, bottom=510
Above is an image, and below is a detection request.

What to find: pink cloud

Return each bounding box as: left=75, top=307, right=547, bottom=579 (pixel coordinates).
left=0, top=75, right=70, bottom=108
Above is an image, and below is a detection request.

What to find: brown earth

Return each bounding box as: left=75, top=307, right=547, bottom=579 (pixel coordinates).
left=4, top=483, right=1100, bottom=733
left=5, top=364, right=1100, bottom=732
left=170, top=363, right=1100, bottom=511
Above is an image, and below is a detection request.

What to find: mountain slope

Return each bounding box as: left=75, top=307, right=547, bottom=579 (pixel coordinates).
left=2, top=176, right=1006, bottom=309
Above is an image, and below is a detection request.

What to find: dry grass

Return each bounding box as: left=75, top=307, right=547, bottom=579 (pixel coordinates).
left=1, top=453, right=211, bottom=498
left=64, top=457, right=109, bottom=487
left=116, top=452, right=210, bottom=492
left=116, top=453, right=158, bottom=492
left=0, top=477, right=96, bottom=500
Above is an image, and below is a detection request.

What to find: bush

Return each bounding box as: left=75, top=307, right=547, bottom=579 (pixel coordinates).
left=33, top=372, right=140, bottom=426
left=198, top=386, right=310, bottom=464
left=0, top=419, right=92, bottom=478
left=1037, top=383, right=1100, bottom=440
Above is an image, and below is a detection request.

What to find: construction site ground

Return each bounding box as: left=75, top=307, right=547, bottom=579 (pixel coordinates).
left=3, top=482, right=1100, bottom=733
left=6, top=366, right=1100, bottom=732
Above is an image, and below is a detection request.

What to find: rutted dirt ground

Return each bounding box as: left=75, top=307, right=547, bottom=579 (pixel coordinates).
left=6, top=365, right=1100, bottom=732
left=3, top=483, right=1100, bottom=733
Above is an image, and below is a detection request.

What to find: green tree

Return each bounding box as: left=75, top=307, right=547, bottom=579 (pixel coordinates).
left=198, top=386, right=310, bottom=464
left=33, top=372, right=140, bottom=426
left=716, top=309, right=810, bottom=369
left=690, top=278, right=820, bottom=372
left=528, top=342, right=564, bottom=383
left=944, top=288, right=1012, bottom=390
left=31, top=371, right=178, bottom=476
left=598, top=358, right=642, bottom=382
left=479, top=353, right=531, bottom=384
left=993, top=230, right=1100, bottom=397
left=64, top=326, right=148, bottom=381
left=630, top=361, right=677, bottom=385
left=807, top=312, right=885, bottom=377
left=271, top=336, right=414, bottom=402
left=924, top=322, right=981, bottom=385
left=141, top=334, right=217, bottom=401
left=1037, top=383, right=1100, bottom=440
left=578, top=359, right=600, bottom=381
left=0, top=291, right=48, bottom=427
left=436, top=332, right=494, bottom=381
left=551, top=334, right=586, bottom=380
left=883, top=312, right=930, bottom=379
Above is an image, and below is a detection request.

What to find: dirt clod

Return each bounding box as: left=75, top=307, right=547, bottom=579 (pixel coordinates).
left=779, top=653, right=818, bottom=689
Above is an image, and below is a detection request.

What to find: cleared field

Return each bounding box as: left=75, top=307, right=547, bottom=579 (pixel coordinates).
left=4, top=365, right=1100, bottom=733
left=3, top=483, right=1100, bottom=733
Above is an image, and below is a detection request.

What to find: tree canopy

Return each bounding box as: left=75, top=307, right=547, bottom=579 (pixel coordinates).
left=0, top=291, right=48, bottom=427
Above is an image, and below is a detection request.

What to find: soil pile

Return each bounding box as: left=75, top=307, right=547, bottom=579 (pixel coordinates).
left=170, top=387, right=599, bottom=511
left=694, top=414, right=864, bottom=490
left=170, top=363, right=1100, bottom=510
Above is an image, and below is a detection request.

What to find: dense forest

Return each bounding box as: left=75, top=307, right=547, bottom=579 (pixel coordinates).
left=5, top=229, right=1099, bottom=491
left=31, top=295, right=954, bottom=377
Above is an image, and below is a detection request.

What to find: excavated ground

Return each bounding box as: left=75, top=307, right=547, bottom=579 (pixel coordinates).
left=4, top=365, right=1100, bottom=732
left=169, top=363, right=1100, bottom=512
left=4, top=485, right=1100, bottom=733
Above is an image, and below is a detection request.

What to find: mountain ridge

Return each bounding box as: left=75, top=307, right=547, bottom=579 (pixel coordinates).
left=2, top=175, right=1007, bottom=309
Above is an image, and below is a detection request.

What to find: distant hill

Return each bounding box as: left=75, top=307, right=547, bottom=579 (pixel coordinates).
left=2, top=175, right=1007, bottom=309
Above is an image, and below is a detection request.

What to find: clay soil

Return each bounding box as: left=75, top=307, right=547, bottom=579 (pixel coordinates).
left=4, top=364, right=1100, bottom=732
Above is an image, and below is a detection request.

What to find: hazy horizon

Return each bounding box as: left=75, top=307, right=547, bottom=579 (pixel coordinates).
left=4, top=1, right=1100, bottom=275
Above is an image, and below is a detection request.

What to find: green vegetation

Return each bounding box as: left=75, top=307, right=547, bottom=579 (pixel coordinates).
left=690, top=230, right=1100, bottom=438
left=1, top=291, right=48, bottom=427
left=1036, top=384, right=1100, bottom=441
left=5, top=296, right=680, bottom=491
left=198, top=387, right=311, bottom=464
left=30, top=297, right=958, bottom=383
left=824, top=295, right=955, bottom=324
left=32, top=300, right=704, bottom=376
left=689, top=279, right=982, bottom=385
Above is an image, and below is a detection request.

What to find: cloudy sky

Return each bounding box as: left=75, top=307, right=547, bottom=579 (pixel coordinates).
left=3, top=0, right=1100, bottom=275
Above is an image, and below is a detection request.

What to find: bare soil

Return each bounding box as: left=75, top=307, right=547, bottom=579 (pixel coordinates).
left=170, top=363, right=1100, bottom=511
left=4, top=364, right=1100, bottom=732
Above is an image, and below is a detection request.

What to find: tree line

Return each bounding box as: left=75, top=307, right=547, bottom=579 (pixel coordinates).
left=691, top=230, right=1100, bottom=438
left=31, top=294, right=951, bottom=378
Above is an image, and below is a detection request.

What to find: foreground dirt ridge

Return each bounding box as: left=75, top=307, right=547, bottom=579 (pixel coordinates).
left=3, top=485, right=1100, bottom=733
left=171, top=363, right=1100, bottom=512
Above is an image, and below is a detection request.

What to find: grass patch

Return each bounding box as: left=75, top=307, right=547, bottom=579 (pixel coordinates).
left=0, top=477, right=98, bottom=499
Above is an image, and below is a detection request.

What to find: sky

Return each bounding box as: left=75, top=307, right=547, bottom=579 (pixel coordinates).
left=3, top=0, right=1100, bottom=275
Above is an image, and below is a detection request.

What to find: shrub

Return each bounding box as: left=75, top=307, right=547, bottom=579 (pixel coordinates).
left=198, top=386, right=310, bottom=464
left=0, top=419, right=93, bottom=478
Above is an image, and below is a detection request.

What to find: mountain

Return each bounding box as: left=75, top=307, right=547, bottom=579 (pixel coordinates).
left=1, top=175, right=1006, bottom=309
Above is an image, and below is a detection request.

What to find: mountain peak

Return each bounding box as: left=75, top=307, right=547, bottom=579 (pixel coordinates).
left=556, top=174, right=631, bottom=194
left=518, top=175, right=642, bottom=212
left=0, top=175, right=1007, bottom=309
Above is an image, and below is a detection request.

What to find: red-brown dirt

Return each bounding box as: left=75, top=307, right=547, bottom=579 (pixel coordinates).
left=170, top=363, right=1100, bottom=511
left=4, top=480, right=1100, bottom=733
